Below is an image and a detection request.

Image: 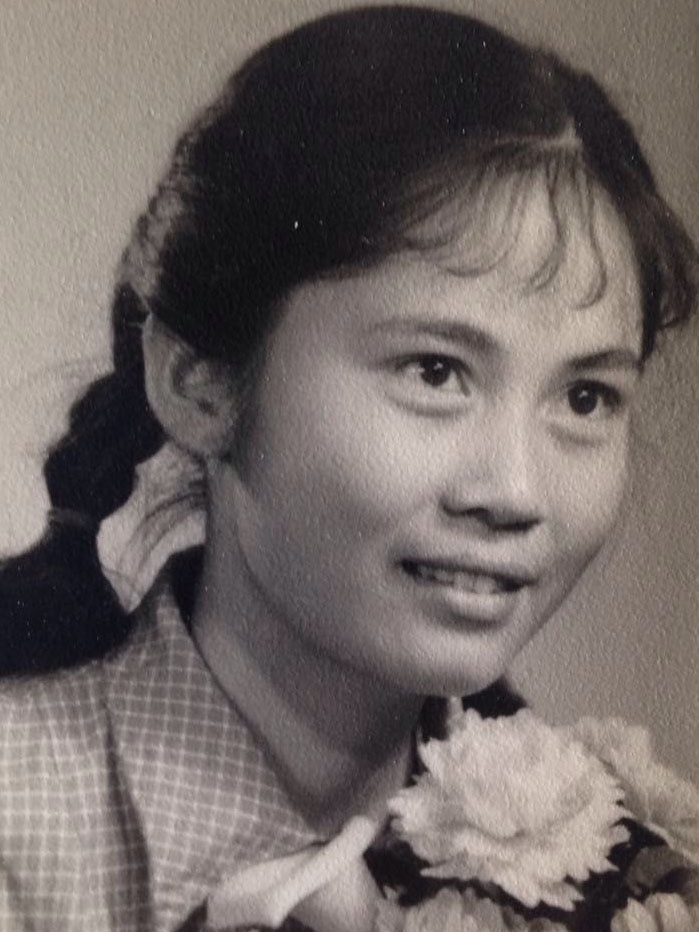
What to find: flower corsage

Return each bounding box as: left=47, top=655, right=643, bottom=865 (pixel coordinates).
left=374, top=708, right=699, bottom=932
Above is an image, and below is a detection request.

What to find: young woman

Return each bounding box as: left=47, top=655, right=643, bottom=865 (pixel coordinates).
left=0, top=5, right=696, bottom=931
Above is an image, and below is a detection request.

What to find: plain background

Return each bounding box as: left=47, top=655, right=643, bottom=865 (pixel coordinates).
left=1, top=0, right=697, bottom=778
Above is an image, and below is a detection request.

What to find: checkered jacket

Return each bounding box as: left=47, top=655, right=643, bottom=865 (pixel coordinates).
left=0, top=568, right=322, bottom=931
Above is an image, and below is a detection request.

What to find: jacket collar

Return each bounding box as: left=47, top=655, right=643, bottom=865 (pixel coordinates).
left=105, top=563, right=321, bottom=930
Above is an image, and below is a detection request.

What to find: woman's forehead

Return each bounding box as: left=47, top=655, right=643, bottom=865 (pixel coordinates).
left=405, top=160, right=640, bottom=315
left=284, top=229, right=641, bottom=367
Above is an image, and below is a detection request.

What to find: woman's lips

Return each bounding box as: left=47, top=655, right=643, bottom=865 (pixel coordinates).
left=400, top=558, right=531, bottom=626
left=401, top=559, right=528, bottom=595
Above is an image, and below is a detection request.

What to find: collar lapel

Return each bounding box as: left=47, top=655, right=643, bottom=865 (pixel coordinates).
left=105, top=573, right=320, bottom=931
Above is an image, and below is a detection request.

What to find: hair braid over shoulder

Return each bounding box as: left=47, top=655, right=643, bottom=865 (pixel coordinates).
left=0, top=288, right=164, bottom=675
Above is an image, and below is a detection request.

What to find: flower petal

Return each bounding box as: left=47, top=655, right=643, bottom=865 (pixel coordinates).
left=390, top=709, right=627, bottom=910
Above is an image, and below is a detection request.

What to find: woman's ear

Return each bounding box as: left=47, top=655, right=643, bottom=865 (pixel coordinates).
left=142, top=315, right=238, bottom=459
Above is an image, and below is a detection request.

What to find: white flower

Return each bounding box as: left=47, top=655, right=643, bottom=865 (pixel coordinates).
left=568, top=718, right=699, bottom=866
left=611, top=894, right=699, bottom=932
left=374, top=888, right=558, bottom=932
left=389, top=709, right=629, bottom=911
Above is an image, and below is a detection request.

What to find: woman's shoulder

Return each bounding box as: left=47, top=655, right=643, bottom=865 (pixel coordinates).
left=0, top=559, right=199, bottom=774
left=0, top=657, right=112, bottom=780
left=0, top=664, right=112, bottom=871
left=0, top=596, right=159, bottom=755
left=0, top=656, right=101, bottom=716
left=0, top=621, right=162, bottom=923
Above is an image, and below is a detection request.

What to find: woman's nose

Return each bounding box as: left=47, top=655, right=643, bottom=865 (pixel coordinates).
left=440, top=412, right=544, bottom=533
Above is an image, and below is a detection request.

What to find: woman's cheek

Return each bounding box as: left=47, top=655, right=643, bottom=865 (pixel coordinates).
left=305, top=402, right=439, bottom=527
left=553, top=440, right=630, bottom=557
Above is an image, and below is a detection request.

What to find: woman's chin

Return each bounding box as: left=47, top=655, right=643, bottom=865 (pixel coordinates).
left=385, top=661, right=506, bottom=700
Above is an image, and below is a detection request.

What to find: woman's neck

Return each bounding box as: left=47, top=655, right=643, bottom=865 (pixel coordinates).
left=190, top=521, right=423, bottom=834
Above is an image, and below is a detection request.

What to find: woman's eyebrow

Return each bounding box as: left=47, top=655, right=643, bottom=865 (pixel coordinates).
left=368, top=318, right=500, bottom=355
left=568, top=348, right=643, bottom=373
left=367, top=318, right=642, bottom=372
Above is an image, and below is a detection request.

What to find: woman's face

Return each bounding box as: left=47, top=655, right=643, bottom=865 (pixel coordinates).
left=225, top=185, right=643, bottom=697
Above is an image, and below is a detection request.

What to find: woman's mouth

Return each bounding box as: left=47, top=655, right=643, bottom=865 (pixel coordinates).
left=402, top=559, right=524, bottom=595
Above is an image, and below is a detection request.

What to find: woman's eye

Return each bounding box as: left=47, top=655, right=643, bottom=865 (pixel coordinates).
left=566, top=381, right=621, bottom=418
left=400, top=355, right=465, bottom=392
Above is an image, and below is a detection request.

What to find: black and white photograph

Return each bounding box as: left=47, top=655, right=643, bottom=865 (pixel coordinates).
left=0, top=2, right=697, bottom=930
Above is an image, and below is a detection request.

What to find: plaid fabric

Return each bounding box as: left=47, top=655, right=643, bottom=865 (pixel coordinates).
left=0, top=567, right=323, bottom=931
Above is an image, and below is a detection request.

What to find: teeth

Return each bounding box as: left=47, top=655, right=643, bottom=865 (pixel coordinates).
left=432, top=568, right=454, bottom=584
left=471, top=572, right=499, bottom=595
left=410, top=563, right=511, bottom=594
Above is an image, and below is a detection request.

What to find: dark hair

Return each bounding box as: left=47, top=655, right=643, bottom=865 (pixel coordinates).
left=1, top=5, right=696, bottom=673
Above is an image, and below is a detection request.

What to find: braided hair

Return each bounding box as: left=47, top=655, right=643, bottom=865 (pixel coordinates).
left=2, top=5, right=696, bottom=674
left=0, top=287, right=163, bottom=673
